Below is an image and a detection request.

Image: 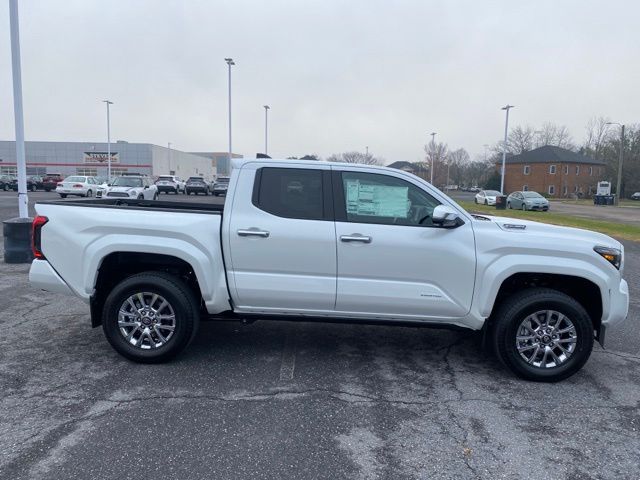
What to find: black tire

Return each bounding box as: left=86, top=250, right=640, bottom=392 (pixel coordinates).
left=137, top=194, right=144, bottom=199
left=86, top=190, right=93, bottom=198
left=153, top=193, right=158, bottom=200
left=31, top=184, right=37, bottom=192
left=507, top=202, right=511, bottom=209
left=60, top=194, right=67, bottom=198
left=102, top=272, right=200, bottom=363
left=492, top=288, right=593, bottom=382
left=484, top=199, right=488, bottom=205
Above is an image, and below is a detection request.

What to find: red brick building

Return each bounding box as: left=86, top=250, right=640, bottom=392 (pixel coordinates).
left=498, top=146, right=606, bottom=197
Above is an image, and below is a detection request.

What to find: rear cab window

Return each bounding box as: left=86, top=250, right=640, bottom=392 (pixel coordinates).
left=252, top=167, right=332, bottom=221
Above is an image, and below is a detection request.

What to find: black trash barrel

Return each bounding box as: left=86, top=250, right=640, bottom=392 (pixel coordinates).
left=3, top=217, right=34, bottom=264
left=495, top=195, right=507, bottom=210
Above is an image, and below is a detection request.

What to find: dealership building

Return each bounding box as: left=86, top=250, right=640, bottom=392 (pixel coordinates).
left=0, top=140, right=235, bottom=180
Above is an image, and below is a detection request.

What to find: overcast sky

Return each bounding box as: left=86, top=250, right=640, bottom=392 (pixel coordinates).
left=1, top=0, right=638, bottom=164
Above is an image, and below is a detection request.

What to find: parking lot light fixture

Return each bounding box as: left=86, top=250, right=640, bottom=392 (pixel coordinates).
left=263, top=105, right=270, bottom=155
left=225, top=58, right=235, bottom=170
left=500, top=104, right=514, bottom=194
left=103, top=100, right=113, bottom=180
left=429, top=132, right=437, bottom=184
left=606, top=122, right=625, bottom=205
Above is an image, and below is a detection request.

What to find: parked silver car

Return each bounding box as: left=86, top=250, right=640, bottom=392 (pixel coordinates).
left=507, top=191, right=549, bottom=211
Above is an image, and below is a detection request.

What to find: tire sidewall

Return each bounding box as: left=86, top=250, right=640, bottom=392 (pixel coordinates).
left=102, top=273, right=198, bottom=363
left=495, top=290, right=594, bottom=382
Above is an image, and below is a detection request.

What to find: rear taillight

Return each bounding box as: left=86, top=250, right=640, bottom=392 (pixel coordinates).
left=73, top=184, right=83, bottom=188
left=57, top=182, right=63, bottom=186
left=32, top=215, right=48, bottom=259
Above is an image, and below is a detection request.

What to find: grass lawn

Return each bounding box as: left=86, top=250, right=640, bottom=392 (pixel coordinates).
left=457, top=200, right=640, bottom=242
left=552, top=198, right=640, bottom=208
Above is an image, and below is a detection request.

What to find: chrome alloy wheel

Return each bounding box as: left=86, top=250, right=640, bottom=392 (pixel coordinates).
left=118, top=292, right=176, bottom=349
left=515, top=310, right=577, bottom=368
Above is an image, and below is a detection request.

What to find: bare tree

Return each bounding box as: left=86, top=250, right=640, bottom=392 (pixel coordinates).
left=507, top=125, right=536, bottom=154
left=583, top=116, right=612, bottom=160
left=423, top=141, right=449, bottom=185
left=326, top=151, right=382, bottom=165
left=535, top=122, right=575, bottom=150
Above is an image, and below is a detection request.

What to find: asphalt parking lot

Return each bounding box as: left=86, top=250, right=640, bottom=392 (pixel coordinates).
left=1, top=190, right=639, bottom=480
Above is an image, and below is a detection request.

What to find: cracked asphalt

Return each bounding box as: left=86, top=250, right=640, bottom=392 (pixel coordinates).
left=1, top=191, right=639, bottom=479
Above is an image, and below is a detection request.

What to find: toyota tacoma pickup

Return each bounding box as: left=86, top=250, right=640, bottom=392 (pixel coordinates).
left=28, top=159, right=629, bottom=381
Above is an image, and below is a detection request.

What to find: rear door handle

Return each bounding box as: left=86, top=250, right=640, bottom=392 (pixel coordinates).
left=237, top=229, right=270, bottom=238
left=340, top=234, right=372, bottom=243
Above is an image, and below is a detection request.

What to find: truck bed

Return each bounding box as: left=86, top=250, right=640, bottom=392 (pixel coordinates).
left=36, top=198, right=224, bottom=215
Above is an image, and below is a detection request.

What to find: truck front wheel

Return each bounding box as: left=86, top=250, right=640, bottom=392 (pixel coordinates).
left=492, top=288, right=593, bottom=382
left=101, top=272, right=199, bottom=363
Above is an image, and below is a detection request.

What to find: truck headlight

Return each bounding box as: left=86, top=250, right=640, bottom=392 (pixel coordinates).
left=594, top=245, right=622, bottom=270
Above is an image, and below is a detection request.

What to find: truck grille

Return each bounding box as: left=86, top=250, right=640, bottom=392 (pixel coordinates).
left=106, top=192, right=129, bottom=198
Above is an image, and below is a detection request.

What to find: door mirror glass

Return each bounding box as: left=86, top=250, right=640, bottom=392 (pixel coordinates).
left=432, top=205, right=464, bottom=228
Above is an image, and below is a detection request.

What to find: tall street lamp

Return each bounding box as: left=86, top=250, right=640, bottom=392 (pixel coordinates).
left=167, top=142, right=172, bottom=173
left=263, top=105, right=270, bottom=155
left=103, top=100, right=113, bottom=180
left=225, top=58, right=235, bottom=172
left=606, top=122, right=625, bottom=205
left=500, top=104, right=514, bottom=194
left=429, top=132, right=437, bottom=184
left=9, top=0, right=27, bottom=219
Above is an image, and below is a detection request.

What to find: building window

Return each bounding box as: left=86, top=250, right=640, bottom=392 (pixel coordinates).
left=76, top=167, right=98, bottom=176
left=522, top=185, right=529, bottom=191
left=563, top=186, right=568, bottom=196
left=110, top=168, right=129, bottom=177
left=576, top=165, right=580, bottom=175
left=563, top=165, right=569, bottom=175
left=589, top=166, right=593, bottom=176
left=0, top=167, right=18, bottom=176
left=523, top=165, right=530, bottom=175
left=548, top=185, right=555, bottom=195
left=549, top=165, right=556, bottom=174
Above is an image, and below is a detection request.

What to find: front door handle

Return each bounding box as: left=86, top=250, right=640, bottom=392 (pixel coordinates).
left=340, top=234, right=372, bottom=244
left=237, top=228, right=270, bottom=238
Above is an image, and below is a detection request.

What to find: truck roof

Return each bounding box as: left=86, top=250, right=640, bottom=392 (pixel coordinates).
left=231, top=158, right=394, bottom=172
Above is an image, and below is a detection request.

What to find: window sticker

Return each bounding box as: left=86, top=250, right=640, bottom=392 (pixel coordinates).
left=345, top=180, right=410, bottom=218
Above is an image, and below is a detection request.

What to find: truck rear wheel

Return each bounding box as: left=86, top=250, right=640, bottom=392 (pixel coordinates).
left=492, top=288, right=593, bottom=382
left=102, top=272, right=199, bottom=363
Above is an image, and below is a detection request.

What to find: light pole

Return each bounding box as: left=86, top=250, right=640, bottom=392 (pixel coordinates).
left=225, top=58, right=235, bottom=173
left=167, top=142, right=172, bottom=173
left=9, top=0, right=27, bottom=218
left=606, top=122, right=625, bottom=205
left=366, top=146, right=369, bottom=156
left=500, top=105, right=514, bottom=194
left=429, top=132, right=437, bottom=184
left=263, top=105, right=270, bottom=155
left=103, top=100, right=113, bottom=180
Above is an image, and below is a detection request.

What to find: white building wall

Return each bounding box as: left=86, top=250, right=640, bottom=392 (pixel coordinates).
left=150, top=146, right=216, bottom=181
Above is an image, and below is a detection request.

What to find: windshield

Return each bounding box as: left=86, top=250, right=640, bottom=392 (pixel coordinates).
left=65, top=176, right=86, bottom=182
left=216, top=177, right=230, bottom=183
left=112, top=177, right=142, bottom=187
left=158, top=176, right=175, bottom=181
left=523, top=192, right=543, bottom=198
left=188, top=177, right=205, bottom=182
left=484, top=190, right=501, bottom=196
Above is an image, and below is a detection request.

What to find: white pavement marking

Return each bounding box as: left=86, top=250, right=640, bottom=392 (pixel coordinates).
left=279, top=326, right=297, bottom=382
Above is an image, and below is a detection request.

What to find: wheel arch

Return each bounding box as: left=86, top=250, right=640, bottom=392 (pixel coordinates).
left=487, top=272, right=604, bottom=342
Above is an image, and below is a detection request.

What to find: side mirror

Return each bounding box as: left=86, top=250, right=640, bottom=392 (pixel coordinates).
left=432, top=205, right=465, bottom=229
left=107, top=184, right=111, bottom=187
left=144, top=185, right=149, bottom=189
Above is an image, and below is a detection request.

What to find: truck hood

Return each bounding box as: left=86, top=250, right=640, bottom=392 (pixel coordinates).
left=477, top=215, right=621, bottom=250
left=108, top=186, right=139, bottom=193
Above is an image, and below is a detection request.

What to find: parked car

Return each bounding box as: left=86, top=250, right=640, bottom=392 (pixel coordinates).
left=469, top=186, right=480, bottom=193
left=507, top=191, right=550, bottom=211
left=212, top=176, right=230, bottom=196
left=95, top=177, right=111, bottom=198
left=185, top=176, right=209, bottom=195
left=631, top=192, right=640, bottom=201
left=29, top=158, right=628, bottom=382
left=475, top=189, right=501, bottom=205
left=105, top=175, right=158, bottom=200
left=42, top=174, right=64, bottom=192
left=55, top=176, right=98, bottom=198
left=155, top=175, right=185, bottom=194
left=11, top=175, right=42, bottom=192
left=0, top=175, right=16, bottom=191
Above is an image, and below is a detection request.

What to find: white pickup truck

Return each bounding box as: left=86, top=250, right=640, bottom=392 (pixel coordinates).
left=29, top=159, right=629, bottom=381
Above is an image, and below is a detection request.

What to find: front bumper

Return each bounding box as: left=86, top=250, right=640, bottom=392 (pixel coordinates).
left=29, top=259, right=74, bottom=296
left=157, top=185, right=179, bottom=193
left=604, top=279, right=629, bottom=328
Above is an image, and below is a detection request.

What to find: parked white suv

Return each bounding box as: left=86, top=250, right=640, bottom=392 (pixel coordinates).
left=104, top=175, right=158, bottom=200
left=155, top=175, right=185, bottom=195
